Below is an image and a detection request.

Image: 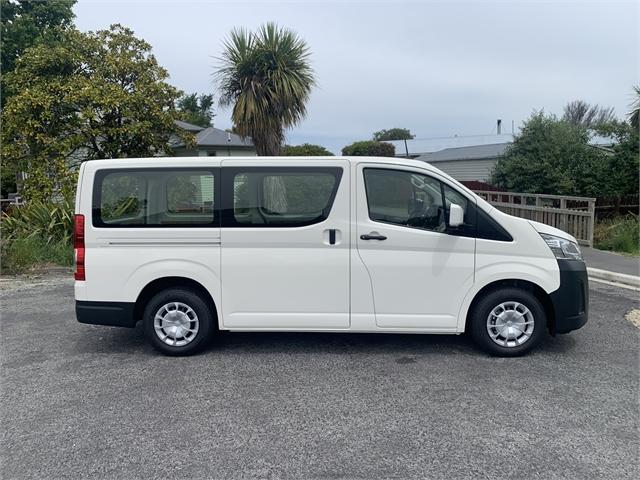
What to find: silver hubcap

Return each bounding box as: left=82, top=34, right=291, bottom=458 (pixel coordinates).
left=153, top=302, right=199, bottom=347
left=486, top=301, right=535, bottom=348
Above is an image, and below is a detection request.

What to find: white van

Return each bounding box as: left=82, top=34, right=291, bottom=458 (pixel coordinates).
left=74, top=156, right=588, bottom=356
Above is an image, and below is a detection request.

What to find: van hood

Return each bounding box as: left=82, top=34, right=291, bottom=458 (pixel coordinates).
left=527, top=220, right=578, bottom=243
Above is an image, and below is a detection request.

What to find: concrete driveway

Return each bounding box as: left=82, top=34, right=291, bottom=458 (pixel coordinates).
left=0, top=275, right=638, bottom=479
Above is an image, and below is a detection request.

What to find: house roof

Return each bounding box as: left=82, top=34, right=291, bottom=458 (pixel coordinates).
left=389, top=134, right=515, bottom=156
left=415, top=142, right=511, bottom=163
left=174, top=120, right=205, bottom=132
left=195, top=127, right=253, bottom=148
left=172, top=120, right=254, bottom=149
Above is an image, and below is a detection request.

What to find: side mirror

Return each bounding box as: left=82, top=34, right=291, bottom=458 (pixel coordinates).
left=449, top=203, right=464, bottom=228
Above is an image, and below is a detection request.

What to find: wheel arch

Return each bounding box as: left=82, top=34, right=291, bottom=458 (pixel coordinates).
left=133, top=276, right=220, bottom=328
left=462, top=279, right=555, bottom=334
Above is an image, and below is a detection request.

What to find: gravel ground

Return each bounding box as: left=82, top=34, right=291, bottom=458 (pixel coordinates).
left=0, top=274, right=638, bottom=479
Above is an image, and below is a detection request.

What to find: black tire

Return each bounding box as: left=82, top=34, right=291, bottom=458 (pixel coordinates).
left=143, top=288, right=214, bottom=356
left=469, top=288, right=546, bottom=357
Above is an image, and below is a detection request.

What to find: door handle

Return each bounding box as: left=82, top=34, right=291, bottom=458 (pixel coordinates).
left=360, top=233, right=387, bottom=241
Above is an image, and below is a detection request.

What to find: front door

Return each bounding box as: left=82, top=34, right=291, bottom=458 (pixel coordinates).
left=220, top=159, right=350, bottom=329
left=355, top=164, right=475, bottom=330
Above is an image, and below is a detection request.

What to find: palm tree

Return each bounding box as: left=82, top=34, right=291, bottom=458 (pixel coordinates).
left=215, top=23, right=315, bottom=156
left=630, top=85, right=640, bottom=130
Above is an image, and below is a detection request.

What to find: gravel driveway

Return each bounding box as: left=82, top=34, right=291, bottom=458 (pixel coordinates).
left=1, top=274, right=638, bottom=479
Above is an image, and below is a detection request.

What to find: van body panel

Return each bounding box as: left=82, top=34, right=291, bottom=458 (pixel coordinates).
left=354, top=162, right=476, bottom=329
left=219, top=158, right=351, bottom=329
left=77, top=160, right=222, bottom=310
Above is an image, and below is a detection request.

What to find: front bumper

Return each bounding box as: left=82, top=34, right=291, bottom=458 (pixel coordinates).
left=549, top=259, right=589, bottom=334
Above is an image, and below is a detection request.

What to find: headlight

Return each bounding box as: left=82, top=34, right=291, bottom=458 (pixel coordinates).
left=540, top=233, right=583, bottom=260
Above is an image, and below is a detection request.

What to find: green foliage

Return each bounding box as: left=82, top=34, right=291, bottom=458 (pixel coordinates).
left=1, top=162, right=18, bottom=197
left=372, top=128, right=414, bottom=141
left=491, top=112, right=611, bottom=196
left=342, top=140, right=395, bottom=157
left=0, top=0, right=76, bottom=100
left=1, top=24, right=189, bottom=202
left=215, top=23, right=316, bottom=156
left=593, top=120, right=639, bottom=197
left=177, top=93, right=215, bottom=127
left=1, top=199, right=74, bottom=273
left=1, top=236, right=73, bottom=274
left=594, top=214, right=640, bottom=256
left=282, top=143, right=334, bottom=156
left=1, top=199, right=74, bottom=244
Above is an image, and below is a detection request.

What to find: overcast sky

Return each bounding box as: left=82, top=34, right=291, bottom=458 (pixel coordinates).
left=74, top=0, right=638, bottom=154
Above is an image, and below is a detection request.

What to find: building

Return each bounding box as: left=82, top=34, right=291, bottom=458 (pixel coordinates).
left=415, top=142, right=511, bottom=182
left=171, top=120, right=256, bottom=156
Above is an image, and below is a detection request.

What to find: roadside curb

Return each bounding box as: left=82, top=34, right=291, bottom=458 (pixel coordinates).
left=587, top=267, right=640, bottom=289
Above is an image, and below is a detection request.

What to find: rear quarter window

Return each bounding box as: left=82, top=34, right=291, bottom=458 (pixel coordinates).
left=93, top=168, right=218, bottom=227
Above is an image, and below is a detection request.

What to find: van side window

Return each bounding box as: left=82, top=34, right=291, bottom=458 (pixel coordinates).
left=98, top=172, right=146, bottom=224
left=93, top=169, right=218, bottom=227
left=223, top=167, right=342, bottom=227
left=166, top=173, right=215, bottom=216
left=364, top=168, right=446, bottom=232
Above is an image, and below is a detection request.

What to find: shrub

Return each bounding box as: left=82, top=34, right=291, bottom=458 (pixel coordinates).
left=341, top=140, right=395, bottom=157
left=593, top=214, right=640, bottom=256
left=1, top=200, right=74, bottom=245
left=1, top=236, right=73, bottom=274
left=1, top=200, right=74, bottom=274
left=282, top=143, right=334, bottom=156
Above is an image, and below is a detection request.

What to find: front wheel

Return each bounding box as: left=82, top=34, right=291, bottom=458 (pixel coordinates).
left=143, top=288, right=214, bottom=356
left=469, top=288, right=547, bottom=357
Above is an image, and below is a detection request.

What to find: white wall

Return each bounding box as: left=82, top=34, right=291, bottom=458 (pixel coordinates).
left=427, top=158, right=497, bottom=182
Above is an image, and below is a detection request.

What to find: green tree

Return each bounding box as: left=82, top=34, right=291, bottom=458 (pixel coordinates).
left=2, top=25, right=188, bottom=201
left=562, top=100, right=615, bottom=129
left=491, top=112, right=609, bottom=196
left=372, top=128, right=414, bottom=157
left=342, top=140, right=395, bottom=157
left=594, top=119, right=640, bottom=199
left=372, top=128, right=414, bottom=141
left=177, top=92, right=215, bottom=127
left=1, top=0, right=76, bottom=76
left=282, top=143, right=334, bottom=156
left=215, top=23, right=315, bottom=156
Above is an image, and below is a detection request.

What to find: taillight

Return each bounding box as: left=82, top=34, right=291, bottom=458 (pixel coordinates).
left=73, top=214, right=85, bottom=281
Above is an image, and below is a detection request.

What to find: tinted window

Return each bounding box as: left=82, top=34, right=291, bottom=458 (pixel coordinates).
left=99, top=172, right=146, bottom=224
left=223, top=167, right=342, bottom=227
left=94, top=169, right=218, bottom=227
left=364, top=168, right=446, bottom=232
left=166, top=173, right=215, bottom=216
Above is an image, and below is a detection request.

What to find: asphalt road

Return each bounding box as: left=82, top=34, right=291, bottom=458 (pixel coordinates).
left=1, top=275, right=638, bottom=480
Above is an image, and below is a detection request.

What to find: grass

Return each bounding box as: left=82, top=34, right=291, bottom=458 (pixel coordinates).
left=594, top=214, right=640, bottom=256
left=1, top=236, right=73, bottom=275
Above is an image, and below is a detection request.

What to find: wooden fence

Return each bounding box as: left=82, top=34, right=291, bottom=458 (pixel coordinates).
left=473, top=190, right=596, bottom=246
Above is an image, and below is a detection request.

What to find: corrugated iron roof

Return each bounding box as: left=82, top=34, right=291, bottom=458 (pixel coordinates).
left=416, top=142, right=511, bottom=163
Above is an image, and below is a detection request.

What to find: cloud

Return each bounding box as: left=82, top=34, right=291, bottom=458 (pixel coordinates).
left=74, top=0, right=638, bottom=154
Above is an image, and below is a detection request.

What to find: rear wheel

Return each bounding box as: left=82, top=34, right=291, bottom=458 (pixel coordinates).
left=470, top=288, right=546, bottom=357
left=143, top=288, right=214, bottom=356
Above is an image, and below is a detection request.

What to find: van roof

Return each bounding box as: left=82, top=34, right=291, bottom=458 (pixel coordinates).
left=81, top=155, right=438, bottom=172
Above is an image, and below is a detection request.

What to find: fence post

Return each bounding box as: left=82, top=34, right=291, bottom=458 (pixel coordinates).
left=587, top=199, right=595, bottom=247
left=535, top=196, right=542, bottom=222
left=560, top=198, right=567, bottom=232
